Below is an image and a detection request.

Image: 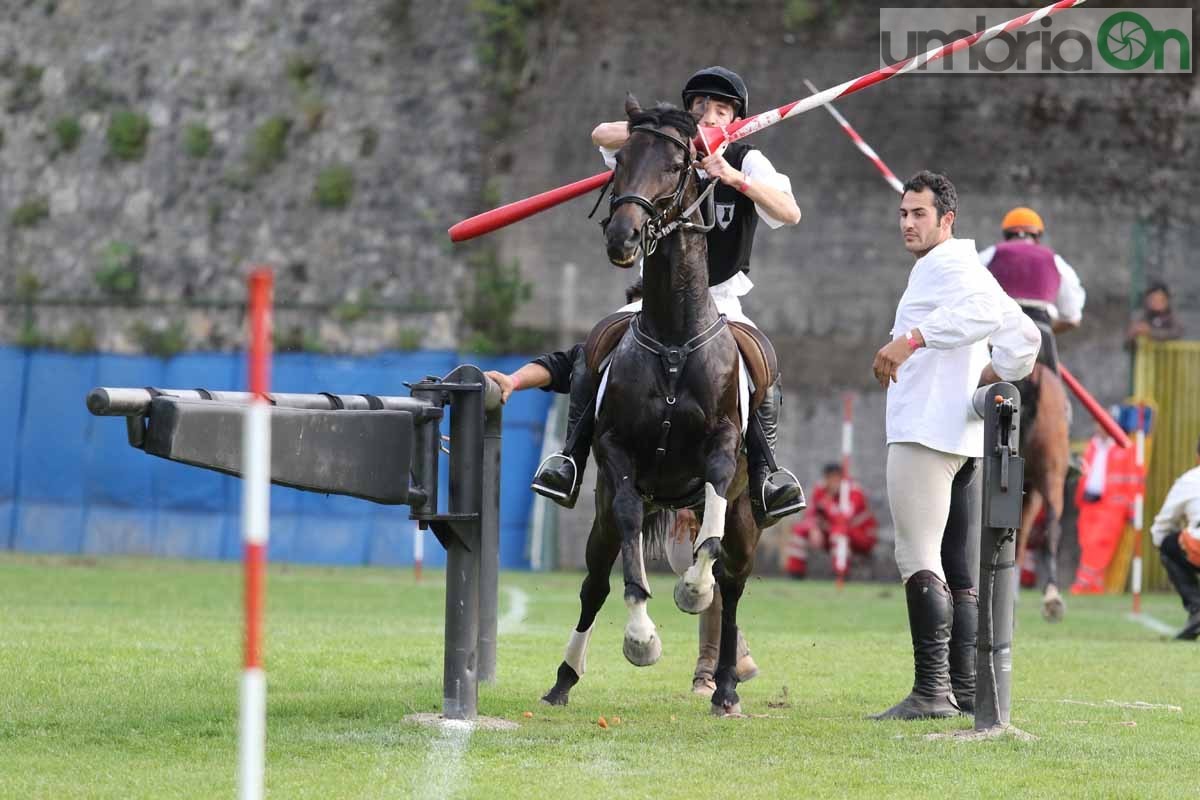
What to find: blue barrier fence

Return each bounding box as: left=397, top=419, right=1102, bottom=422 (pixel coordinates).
left=0, top=347, right=553, bottom=570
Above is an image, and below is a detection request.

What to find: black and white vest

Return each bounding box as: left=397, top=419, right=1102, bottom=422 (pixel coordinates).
left=706, top=141, right=761, bottom=287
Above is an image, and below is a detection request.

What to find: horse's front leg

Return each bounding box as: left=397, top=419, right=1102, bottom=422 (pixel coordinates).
left=542, top=481, right=621, bottom=706
left=595, top=433, right=660, bottom=667
left=675, top=421, right=740, bottom=615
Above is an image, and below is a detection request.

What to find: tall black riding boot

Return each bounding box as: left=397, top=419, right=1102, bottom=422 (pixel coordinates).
left=949, top=588, right=978, bottom=714
left=748, top=376, right=805, bottom=524
left=531, top=348, right=596, bottom=509
left=871, top=571, right=961, bottom=720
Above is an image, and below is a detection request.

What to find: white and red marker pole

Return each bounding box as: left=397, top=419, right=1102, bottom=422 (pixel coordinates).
left=447, top=0, right=1088, bottom=242
left=833, top=393, right=854, bottom=587
left=239, top=268, right=273, bottom=800
left=1131, top=404, right=1146, bottom=614
left=804, top=79, right=904, bottom=194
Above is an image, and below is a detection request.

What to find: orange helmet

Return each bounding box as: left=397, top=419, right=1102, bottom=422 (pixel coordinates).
left=1001, top=207, right=1044, bottom=234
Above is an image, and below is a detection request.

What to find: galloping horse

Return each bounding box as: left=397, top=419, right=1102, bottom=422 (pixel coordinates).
left=540, top=99, right=763, bottom=715
left=1014, top=362, right=1071, bottom=621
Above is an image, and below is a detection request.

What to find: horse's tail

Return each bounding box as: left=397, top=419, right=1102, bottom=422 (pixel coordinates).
left=642, top=508, right=679, bottom=562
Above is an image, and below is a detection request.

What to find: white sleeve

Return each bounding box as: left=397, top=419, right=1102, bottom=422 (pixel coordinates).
left=1151, top=475, right=1193, bottom=546
left=1054, top=254, right=1086, bottom=325
left=978, top=245, right=995, bottom=266
left=599, top=146, right=618, bottom=170
left=740, top=150, right=794, bottom=230
left=989, top=301, right=1041, bottom=381
left=915, top=263, right=1008, bottom=350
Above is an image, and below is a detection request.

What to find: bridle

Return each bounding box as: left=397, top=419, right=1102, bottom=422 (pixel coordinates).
left=597, top=125, right=716, bottom=258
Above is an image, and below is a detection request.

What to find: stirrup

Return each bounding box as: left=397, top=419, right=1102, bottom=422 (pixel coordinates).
left=762, top=467, right=806, bottom=519
left=530, top=452, right=579, bottom=501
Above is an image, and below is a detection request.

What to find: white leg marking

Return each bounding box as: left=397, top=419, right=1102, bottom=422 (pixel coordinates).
left=683, top=483, right=726, bottom=595
left=564, top=623, right=595, bottom=675
left=624, top=594, right=656, bottom=644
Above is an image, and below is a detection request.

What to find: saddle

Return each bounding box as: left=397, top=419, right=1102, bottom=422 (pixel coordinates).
left=583, top=311, right=778, bottom=411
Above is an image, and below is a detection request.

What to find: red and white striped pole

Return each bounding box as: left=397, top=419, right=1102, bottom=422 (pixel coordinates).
left=239, top=268, right=273, bottom=800
left=833, top=393, right=854, bottom=587
left=447, top=0, right=1088, bottom=242
left=1131, top=405, right=1146, bottom=613
left=804, top=80, right=904, bottom=194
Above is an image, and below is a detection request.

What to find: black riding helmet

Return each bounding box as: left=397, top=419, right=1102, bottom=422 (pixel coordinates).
left=682, top=66, right=749, bottom=119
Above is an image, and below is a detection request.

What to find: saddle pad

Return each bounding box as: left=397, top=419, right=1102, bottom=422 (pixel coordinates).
left=728, top=321, right=778, bottom=411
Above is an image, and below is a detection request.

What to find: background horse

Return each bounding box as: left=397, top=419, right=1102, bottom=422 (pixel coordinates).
left=1014, top=363, right=1071, bottom=621
left=541, top=99, right=762, bottom=715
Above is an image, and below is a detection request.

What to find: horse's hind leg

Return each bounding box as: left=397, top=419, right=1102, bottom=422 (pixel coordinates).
left=542, top=491, right=621, bottom=705
left=712, top=494, right=758, bottom=716
left=1016, top=489, right=1043, bottom=599
left=675, top=422, right=741, bottom=615
left=1039, top=476, right=1068, bottom=623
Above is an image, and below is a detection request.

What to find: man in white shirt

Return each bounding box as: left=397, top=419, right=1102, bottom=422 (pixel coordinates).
left=1150, top=436, right=1200, bottom=641
left=870, top=171, right=1041, bottom=720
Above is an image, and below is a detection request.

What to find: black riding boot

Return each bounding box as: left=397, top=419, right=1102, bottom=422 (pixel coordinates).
left=748, top=376, right=805, bottom=524
left=531, top=349, right=596, bottom=509
left=949, top=588, right=978, bottom=714
left=871, top=571, right=961, bottom=720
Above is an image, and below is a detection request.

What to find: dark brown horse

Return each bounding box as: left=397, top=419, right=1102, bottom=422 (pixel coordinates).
left=1014, top=363, right=1071, bottom=621
left=540, top=99, right=761, bottom=715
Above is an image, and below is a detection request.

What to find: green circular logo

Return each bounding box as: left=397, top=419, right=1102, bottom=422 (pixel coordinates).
left=1099, top=11, right=1155, bottom=70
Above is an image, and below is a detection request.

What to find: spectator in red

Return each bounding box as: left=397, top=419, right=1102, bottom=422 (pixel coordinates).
left=786, top=464, right=878, bottom=579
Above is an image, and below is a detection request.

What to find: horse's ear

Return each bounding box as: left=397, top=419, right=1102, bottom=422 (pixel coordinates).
left=624, top=93, right=641, bottom=118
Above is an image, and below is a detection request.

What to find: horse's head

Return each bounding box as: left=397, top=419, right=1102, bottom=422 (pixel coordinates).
left=604, top=96, right=699, bottom=268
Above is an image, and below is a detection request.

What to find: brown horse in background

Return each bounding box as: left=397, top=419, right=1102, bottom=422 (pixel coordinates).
left=1014, top=363, right=1071, bottom=621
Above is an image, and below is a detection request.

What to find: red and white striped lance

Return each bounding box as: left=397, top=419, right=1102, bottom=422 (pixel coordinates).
left=239, top=267, right=273, bottom=800
left=447, top=0, right=1089, bottom=242
left=804, top=79, right=904, bottom=194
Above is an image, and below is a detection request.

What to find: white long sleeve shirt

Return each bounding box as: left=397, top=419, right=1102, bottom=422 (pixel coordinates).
left=886, top=238, right=1042, bottom=457
left=978, top=244, right=1086, bottom=324
left=1150, top=465, right=1200, bottom=547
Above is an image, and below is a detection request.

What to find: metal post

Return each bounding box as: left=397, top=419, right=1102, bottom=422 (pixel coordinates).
left=972, top=383, right=1023, bottom=733
left=440, top=366, right=485, bottom=720
left=477, top=399, right=502, bottom=683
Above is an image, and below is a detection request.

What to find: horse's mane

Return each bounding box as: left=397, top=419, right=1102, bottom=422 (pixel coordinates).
left=627, top=103, right=698, bottom=140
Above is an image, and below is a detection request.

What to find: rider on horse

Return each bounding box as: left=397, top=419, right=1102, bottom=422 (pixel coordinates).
left=530, top=66, right=806, bottom=525
left=977, top=206, right=1087, bottom=374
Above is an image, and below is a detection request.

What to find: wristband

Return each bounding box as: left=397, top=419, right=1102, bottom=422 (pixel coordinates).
left=906, top=334, right=921, bottom=352
left=737, top=176, right=751, bottom=193
left=510, top=373, right=521, bottom=391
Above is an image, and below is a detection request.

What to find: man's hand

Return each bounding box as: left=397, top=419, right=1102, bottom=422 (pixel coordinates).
left=484, top=370, right=515, bottom=404
left=872, top=336, right=916, bottom=388
left=978, top=364, right=1002, bottom=386
left=697, top=152, right=744, bottom=187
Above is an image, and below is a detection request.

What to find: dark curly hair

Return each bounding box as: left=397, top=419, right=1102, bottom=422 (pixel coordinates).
left=627, top=103, right=699, bottom=140
left=902, top=170, right=958, bottom=226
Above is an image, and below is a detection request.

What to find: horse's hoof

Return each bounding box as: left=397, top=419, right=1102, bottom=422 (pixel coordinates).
left=540, top=690, right=569, bottom=706
left=622, top=633, right=662, bottom=667
left=674, top=577, right=714, bottom=615
left=1041, top=591, right=1065, bottom=623
left=710, top=700, right=742, bottom=717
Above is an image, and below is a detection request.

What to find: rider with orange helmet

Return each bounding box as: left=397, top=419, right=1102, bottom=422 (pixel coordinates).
left=978, top=207, right=1086, bottom=372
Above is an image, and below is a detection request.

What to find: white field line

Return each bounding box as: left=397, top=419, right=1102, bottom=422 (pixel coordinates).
left=498, top=586, right=529, bottom=635
left=1126, top=612, right=1178, bottom=637
left=414, top=719, right=473, bottom=800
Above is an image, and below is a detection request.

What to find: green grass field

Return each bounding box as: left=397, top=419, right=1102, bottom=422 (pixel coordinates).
left=2, top=554, right=1196, bottom=799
